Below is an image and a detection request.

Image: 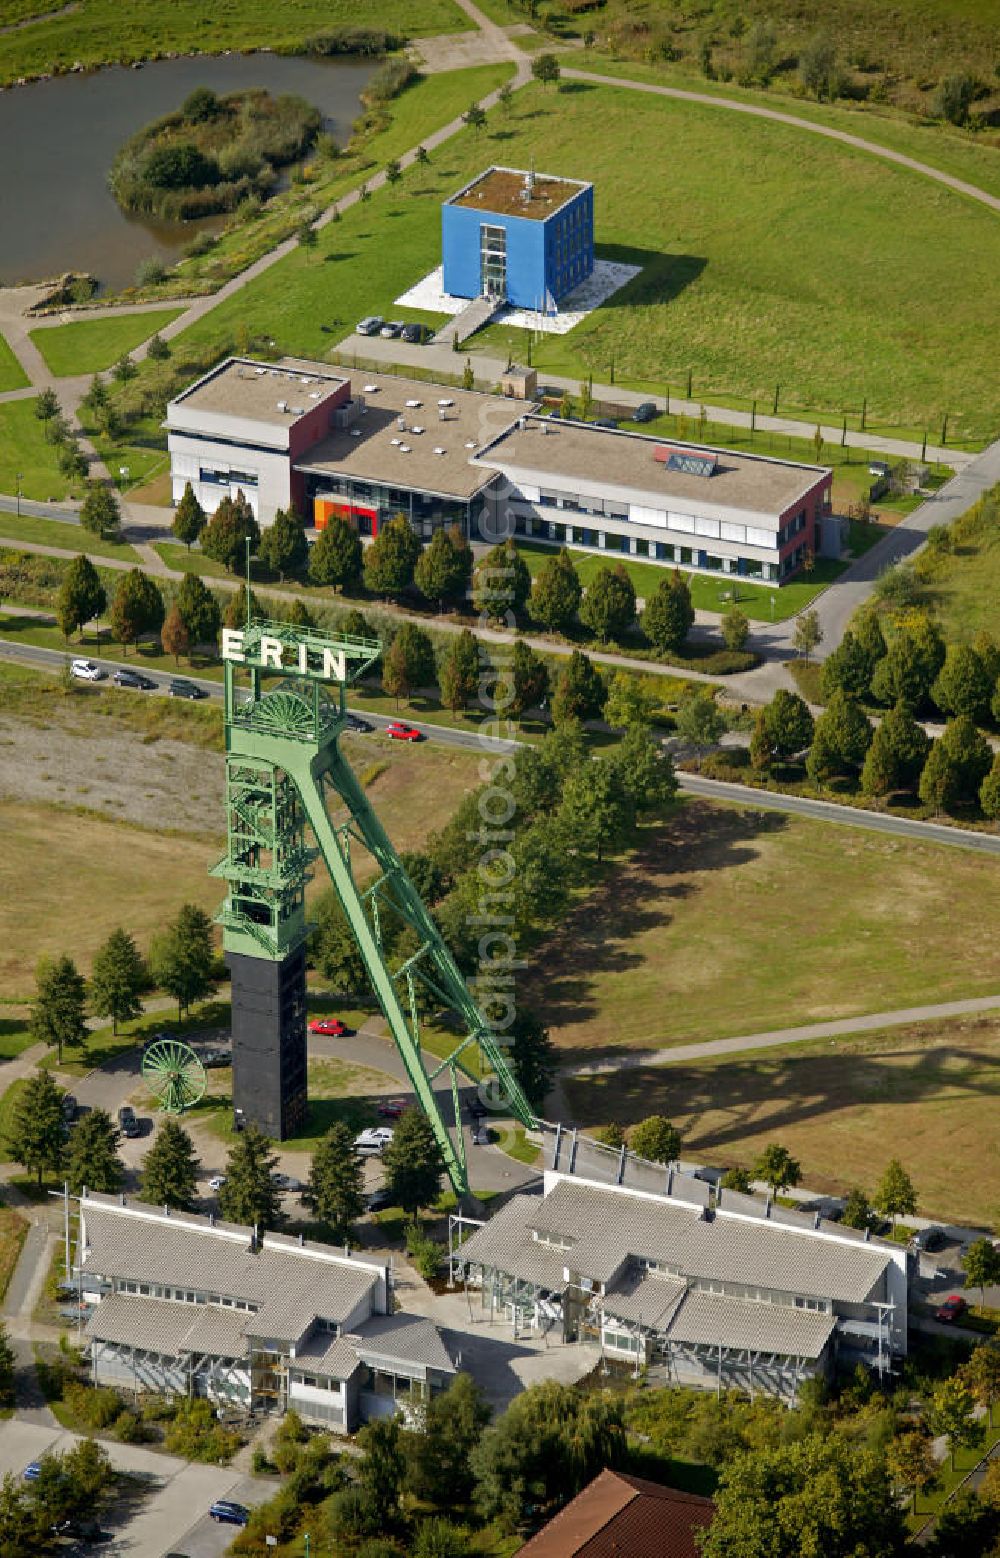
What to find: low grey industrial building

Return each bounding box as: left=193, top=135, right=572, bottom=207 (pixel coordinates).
left=167, top=357, right=834, bottom=585
left=454, top=1143, right=908, bottom=1403
left=78, top=1192, right=454, bottom=1430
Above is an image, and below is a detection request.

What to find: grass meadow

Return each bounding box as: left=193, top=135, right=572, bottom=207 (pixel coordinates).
left=524, top=798, right=1000, bottom=1056
left=0, top=333, right=28, bottom=393
left=0, top=400, right=88, bottom=503
left=563, top=1012, right=1000, bottom=1229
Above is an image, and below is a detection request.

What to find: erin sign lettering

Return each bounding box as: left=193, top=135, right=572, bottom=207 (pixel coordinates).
left=221, top=628, right=346, bottom=684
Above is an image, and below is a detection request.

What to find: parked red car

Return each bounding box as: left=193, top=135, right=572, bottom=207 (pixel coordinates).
left=377, top=1098, right=407, bottom=1120
left=308, top=1017, right=350, bottom=1037
left=386, top=721, right=422, bottom=742
left=935, top=1295, right=968, bottom=1324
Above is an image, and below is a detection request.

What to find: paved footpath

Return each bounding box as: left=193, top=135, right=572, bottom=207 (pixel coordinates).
left=564, top=992, right=1000, bottom=1076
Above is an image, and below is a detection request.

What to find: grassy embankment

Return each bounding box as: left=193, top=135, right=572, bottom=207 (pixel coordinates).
left=0, top=333, right=28, bottom=394
left=28, top=310, right=184, bottom=378
left=0, top=0, right=469, bottom=85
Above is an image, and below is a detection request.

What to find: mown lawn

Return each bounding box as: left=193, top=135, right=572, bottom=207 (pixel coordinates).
left=524, top=798, right=1000, bottom=1057
left=0, top=511, right=137, bottom=561
left=563, top=1011, right=1000, bottom=1229
left=0, top=400, right=87, bottom=503
left=0, top=332, right=28, bottom=394
left=0, top=0, right=468, bottom=83
left=29, top=310, right=184, bottom=378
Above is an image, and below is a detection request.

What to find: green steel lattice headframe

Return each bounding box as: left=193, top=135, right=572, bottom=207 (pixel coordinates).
left=221, top=618, right=382, bottom=689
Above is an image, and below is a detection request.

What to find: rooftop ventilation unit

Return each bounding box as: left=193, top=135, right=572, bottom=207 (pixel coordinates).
left=464, top=440, right=476, bottom=449
left=363, top=384, right=379, bottom=394
left=254, top=367, right=266, bottom=376
left=397, top=416, right=406, bottom=432
left=350, top=428, right=362, bottom=438
left=390, top=437, right=401, bottom=446
left=398, top=444, right=411, bottom=453
left=405, top=398, right=422, bottom=409
left=433, top=447, right=446, bottom=456
left=276, top=400, right=287, bottom=413
left=411, top=426, right=424, bottom=435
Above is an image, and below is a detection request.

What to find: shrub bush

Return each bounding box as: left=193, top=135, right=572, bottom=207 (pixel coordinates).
left=64, top=1380, right=125, bottom=1429
left=405, top=1221, right=442, bottom=1281
left=164, top=1396, right=242, bottom=1463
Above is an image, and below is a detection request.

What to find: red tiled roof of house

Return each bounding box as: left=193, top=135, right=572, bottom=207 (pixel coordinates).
left=514, top=1468, right=714, bottom=1558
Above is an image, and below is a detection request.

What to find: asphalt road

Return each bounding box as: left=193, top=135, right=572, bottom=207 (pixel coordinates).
left=4, top=637, right=997, bottom=855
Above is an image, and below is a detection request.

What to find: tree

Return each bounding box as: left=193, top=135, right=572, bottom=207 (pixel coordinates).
left=310, top=515, right=363, bottom=590
left=611, top=724, right=677, bottom=812
left=200, top=491, right=260, bottom=573
left=175, top=571, right=221, bottom=650
left=462, top=358, right=475, bottom=391
left=508, top=1010, right=557, bottom=1113
left=358, top=1417, right=406, bottom=1522
left=65, top=1108, right=124, bottom=1195
left=383, top=1110, right=445, bottom=1215
left=807, top=691, right=872, bottom=783
left=56, top=554, right=106, bottom=641
left=110, top=567, right=164, bottom=653
left=935, top=72, right=975, bottom=125
left=90, top=928, right=144, bottom=1035
left=962, top=1243, right=1000, bottom=1316
left=80, top=481, right=121, bottom=539
left=297, top=219, right=317, bottom=251
left=473, top=539, right=532, bottom=622
left=407, top=1372, right=491, bottom=1506
left=821, top=631, right=877, bottom=702
left=604, top=671, right=659, bottom=731
left=763, top=688, right=814, bottom=759
left=415, top=526, right=473, bottom=611
left=980, top=753, right=1000, bottom=821
left=630, top=1116, right=681, bottom=1165
left=364, top=513, right=421, bottom=597
left=753, top=1143, right=801, bottom=1195
left=140, top=1118, right=200, bottom=1210
left=149, top=903, right=215, bottom=1020
left=799, top=33, right=839, bottom=99
left=218, top=1121, right=282, bottom=1231
left=744, top=18, right=777, bottom=82
left=530, top=548, right=581, bottom=633
left=439, top=630, right=480, bottom=714
left=558, top=758, right=632, bottom=863
left=551, top=649, right=605, bottom=724
left=675, top=690, right=724, bottom=753
left=871, top=618, right=945, bottom=710
left=0, top=1322, right=14, bottom=1411
left=472, top=1380, right=626, bottom=1529
left=861, top=701, right=929, bottom=799
left=35, top=387, right=59, bottom=421
left=382, top=622, right=435, bottom=706
left=919, top=716, right=992, bottom=814
left=643, top=570, right=694, bottom=654
left=841, top=1187, right=877, bottom=1230
left=147, top=331, right=170, bottom=361
left=701, top=1433, right=905, bottom=1558
left=161, top=603, right=190, bottom=664
left=509, top=638, right=549, bottom=718
left=6, top=1069, right=65, bottom=1186
left=874, top=1157, right=916, bottom=1229
left=579, top=564, right=636, bottom=642
left=960, top=1344, right=1000, bottom=1436
left=312, top=893, right=373, bottom=1000
left=304, top=1122, right=366, bottom=1242
left=929, top=1376, right=984, bottom=1471
left=31, top=954, right=87, bottom=1063
left=531, top=52, right=561, bottom=88
left=932, top=643, right=992, bottom=722
left=285, top=598, right=316, bottom=631
left=792, top=608, right=822, bottom=662
left=887, top=1431, right=938, bottom=1515
left=720, top=1167, right=752, bottom=1194
left=223, top=582, right=261, bottom=630
left=462, top=102, right=486, bottom=133
left=258, top=506, right=308, bottom=581
left=721, top=606, right=749, bottom=652
left=172, top=481, right=206, bottom=550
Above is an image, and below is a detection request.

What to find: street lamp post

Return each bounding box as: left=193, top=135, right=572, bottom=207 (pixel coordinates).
left=16, top=472, right=22, bottom=517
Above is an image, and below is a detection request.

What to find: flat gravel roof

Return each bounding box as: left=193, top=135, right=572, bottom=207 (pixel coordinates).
left=170, top=357, right=346, bottom=431
left=449, top=166, right=588, bottom=220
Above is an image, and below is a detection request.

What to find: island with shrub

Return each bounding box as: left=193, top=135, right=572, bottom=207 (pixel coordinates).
left=109, top=86, right=324, bottom=221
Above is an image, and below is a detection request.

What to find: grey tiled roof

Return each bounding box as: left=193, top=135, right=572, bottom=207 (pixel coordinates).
left=665, top=1290, right=837, bottom=1359
left=85, top=1293, right=250, bottom=1360
left=351, top=1313, right=456, bottom=1376
left=294, top=1332, right=363, bottom=1381
left=80, top=1196, right=379, bottom=1330
left=462, top=1178, right=891, bottom=1305
left=603, top=1271, right=687, bottom=1330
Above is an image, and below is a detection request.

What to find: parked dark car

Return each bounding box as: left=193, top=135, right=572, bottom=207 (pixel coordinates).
left=209, top=1500, right=250, bottom=1527
left=590, top=417, right=618, bottom=430
left=199, top=1047, right=232, bottom=1069
left=401, top=322, right=430, bottom=344
left=632, top=401, right=658, bottom=423
left=935, top=1295, right=968, bottom=1324
left=344, top=714, right=374, bottom=733
left=366, top=1188, right=395, bottom=1213
left=117, top=1105, right=141, bottom=1139
left=113, top=668, right=156, bottom=690
left=914, top=1226, right=948, bottom=1252
left=467, top=1097, right=488, bottom=1123
left=61, top=1093, right=78, bottom=1124
left=168, top=678, right=208, bottom=700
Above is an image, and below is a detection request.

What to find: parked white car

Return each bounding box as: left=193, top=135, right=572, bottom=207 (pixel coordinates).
left=208, top=1175, right=226, bottom=1192
left=354, top=1127, right=394, bottom=1157
left=71, top=658, right=105, bottom=681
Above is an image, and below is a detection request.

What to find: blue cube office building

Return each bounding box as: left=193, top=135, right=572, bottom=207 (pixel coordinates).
left=442, top=166, right=594, bottom=311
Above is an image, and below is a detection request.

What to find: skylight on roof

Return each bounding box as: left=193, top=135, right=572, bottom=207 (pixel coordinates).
left=666, top=452, right=717, bottom=477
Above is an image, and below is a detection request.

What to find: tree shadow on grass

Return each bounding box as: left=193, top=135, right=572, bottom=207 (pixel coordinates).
left=522, top=801, right=785, bottom=1033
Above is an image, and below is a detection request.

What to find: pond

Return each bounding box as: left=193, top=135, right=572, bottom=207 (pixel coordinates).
left=0, top=51, right=375, bottom=291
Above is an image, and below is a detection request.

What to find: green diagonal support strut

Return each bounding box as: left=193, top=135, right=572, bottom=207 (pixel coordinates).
left=216, top=619, right=535, bottom=1196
